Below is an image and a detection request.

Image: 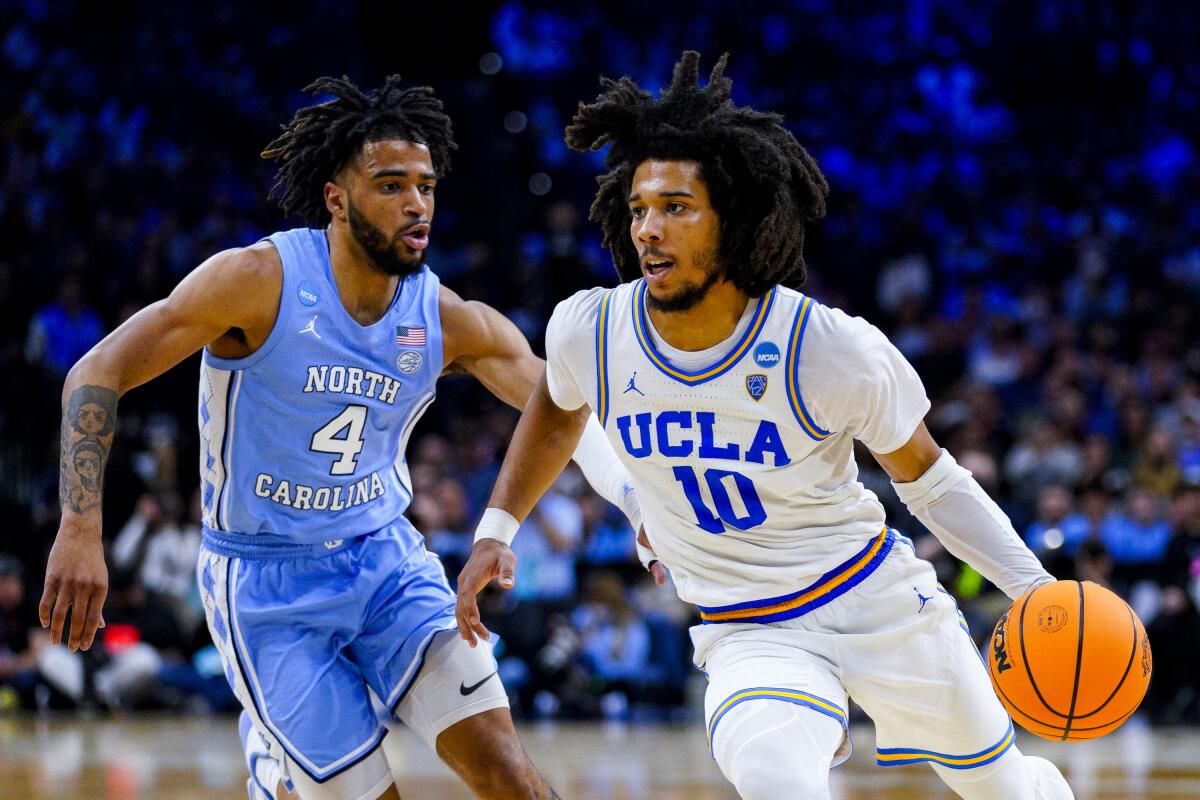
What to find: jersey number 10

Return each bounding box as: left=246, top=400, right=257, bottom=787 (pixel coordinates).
left=672, top=465, right=767, bottom=534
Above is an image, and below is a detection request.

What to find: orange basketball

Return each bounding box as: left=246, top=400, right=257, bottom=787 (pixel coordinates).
left=987, top=580, right=1151, bottom=741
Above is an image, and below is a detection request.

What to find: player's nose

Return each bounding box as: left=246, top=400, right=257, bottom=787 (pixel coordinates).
left=401, top=185, right=429, bottom=217
left=634, top=209, right=664, bottom=243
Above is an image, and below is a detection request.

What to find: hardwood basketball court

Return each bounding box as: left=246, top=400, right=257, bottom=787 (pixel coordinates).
left=0, top=715, right=1196, bottom=799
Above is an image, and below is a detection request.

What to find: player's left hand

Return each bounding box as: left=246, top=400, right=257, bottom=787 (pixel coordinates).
left=455, top=538, right=517, bottom=647
left=637, top=527, right=668, bottom=586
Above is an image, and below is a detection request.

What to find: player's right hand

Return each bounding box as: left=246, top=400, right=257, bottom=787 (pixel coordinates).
left=40, top=521, right=107, bottom=652
left=455, top=538, right=517, bottom=648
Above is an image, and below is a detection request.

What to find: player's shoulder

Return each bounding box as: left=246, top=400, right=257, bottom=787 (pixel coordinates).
left=182, top=240, right=282, bottom=313
left=199, top=239, right=282, bottom=290
left=552, top=285, right=612, bottom=322
left=789, top=292, right=892, bottom=361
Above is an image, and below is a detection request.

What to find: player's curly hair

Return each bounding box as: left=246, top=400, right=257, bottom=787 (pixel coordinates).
left=565, top=51, right=828, bottom=295
left=261, top=75, right=456, bottom=226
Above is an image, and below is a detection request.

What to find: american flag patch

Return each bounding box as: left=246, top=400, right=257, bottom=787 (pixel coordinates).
left=395, top=325, right=426, bottom=346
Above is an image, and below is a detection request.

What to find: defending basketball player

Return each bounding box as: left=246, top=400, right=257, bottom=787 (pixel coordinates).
left=456, top=53, right=1076, bottom=799
left=39, top=76, right=648, bottom=800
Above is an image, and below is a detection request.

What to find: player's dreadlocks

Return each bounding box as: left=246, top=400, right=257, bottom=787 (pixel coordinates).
left=261, top=75, right=456, bottom=226
left=565, top=51, right=828, bottom=295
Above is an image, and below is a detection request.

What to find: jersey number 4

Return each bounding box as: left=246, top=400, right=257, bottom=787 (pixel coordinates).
left=672, top=465, right=766, bottom=534
left=311, top=405, right=368, bottom=475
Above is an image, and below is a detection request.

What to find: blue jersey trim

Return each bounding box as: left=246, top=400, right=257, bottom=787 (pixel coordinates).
left=632, top=281, right=776, bottom=386
left=215, top=370, right=241, bottom=531
left=707, top=687, right=847, bottom=757
left=785, top=296, right=833, bottom=440
left=877, top=722, right=1015, bottom=769
left=202, top=237, right=295, bottom=372
left=595, top=290, right=613, bottom=426
left=698, top=529, right=893, bottom=624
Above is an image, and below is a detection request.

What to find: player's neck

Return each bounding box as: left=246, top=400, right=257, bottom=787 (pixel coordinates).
left=326, top=225, right=401, bottom=326
left=646, top=279, right=752, bottom=351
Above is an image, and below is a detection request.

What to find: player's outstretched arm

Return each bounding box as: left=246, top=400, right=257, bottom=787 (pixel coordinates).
left=42, top=245, right=280, bottom=652
left=873, top=421, right=1054, bottom=600
left=455, top=373, right=590, bottom=647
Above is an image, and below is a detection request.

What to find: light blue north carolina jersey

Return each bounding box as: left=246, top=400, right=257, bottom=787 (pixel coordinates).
left=197, top=227, right=442, bottom=544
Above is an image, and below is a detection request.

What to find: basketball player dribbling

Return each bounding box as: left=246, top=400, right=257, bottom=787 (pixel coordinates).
left=39, top=76, right=649, bottom=800
left=456, top=53, right=1076, bottom=800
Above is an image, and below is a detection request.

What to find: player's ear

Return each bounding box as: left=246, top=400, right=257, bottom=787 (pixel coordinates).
left=324, top=180, right=348, bottom=223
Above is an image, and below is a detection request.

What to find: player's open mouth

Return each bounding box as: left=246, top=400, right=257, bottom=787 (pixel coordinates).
left=642, top=258, right=674, bottom=277
left=400, top=224, right=430, bottom=251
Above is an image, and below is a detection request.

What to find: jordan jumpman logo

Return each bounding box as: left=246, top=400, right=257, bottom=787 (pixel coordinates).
left=915, top=587, right=933, bottom=613
left=299, top=315, right=321, bottom=339
left=624, top=371, right=645, bottom=396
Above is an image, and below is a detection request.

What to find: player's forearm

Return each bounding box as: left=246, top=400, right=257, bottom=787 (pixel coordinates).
left=892, top=449, right=1053, bottom=600
left=485, top=375, right=589, bottom=524
left=58, top=356, right=121, bottom=525
left=571, top=416, right=641, bottom=530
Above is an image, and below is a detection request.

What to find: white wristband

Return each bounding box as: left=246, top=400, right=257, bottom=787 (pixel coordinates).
left=474, top=507, right=521, bottom=546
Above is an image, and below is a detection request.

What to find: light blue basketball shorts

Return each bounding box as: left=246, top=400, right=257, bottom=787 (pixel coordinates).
left=196, top=520, right=489, bottom=790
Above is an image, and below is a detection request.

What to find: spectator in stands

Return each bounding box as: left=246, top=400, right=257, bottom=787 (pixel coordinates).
left=1024, top=485, right=1089, bottom=571
left=112, top=491, right=201, bottom=628
left=572, top=571, right=651, bottom=720
left=1133, top=426, right=1183, bottom=497
left=1146, top=483, right=1200, bottom=722
left=0, top=556, right=41, bottom=706
left=1103, top=488, right=1174, bottom=583
left=23, top=275, right=105, bottom=377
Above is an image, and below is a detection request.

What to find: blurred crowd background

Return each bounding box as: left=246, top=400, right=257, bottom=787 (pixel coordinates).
left=1, top=0, right=1198, bottom=728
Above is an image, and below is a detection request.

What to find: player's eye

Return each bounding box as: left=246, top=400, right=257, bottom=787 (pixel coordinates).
left=666, top=202, right=686, bottom=213
left=419, top=184, right=435, bottom=195
left=629, top=206, right=646, bottom=218
left=380, top=182, right=399, bottom=193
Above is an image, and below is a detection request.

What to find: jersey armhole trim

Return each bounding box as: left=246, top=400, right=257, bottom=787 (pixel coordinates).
left=203, top=239, right=295, bottom=371
left=633, top=281, right=777, bottom=386
left=595, top=289, right=613, bottom=428
left=785, top=295, right=833, bottom=441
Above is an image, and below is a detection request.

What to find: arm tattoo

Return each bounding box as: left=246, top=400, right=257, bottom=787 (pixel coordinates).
left=59, top=385, right=119, bottom=515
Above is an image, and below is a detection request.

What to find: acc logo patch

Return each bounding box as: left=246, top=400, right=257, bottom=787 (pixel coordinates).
left=396, top=351, right=423, bottom=374
left=298, top=281, right=320, bottom=307
left=745, top=374, right=768, bottom=401
left=753, top=341, right=781, bottom=368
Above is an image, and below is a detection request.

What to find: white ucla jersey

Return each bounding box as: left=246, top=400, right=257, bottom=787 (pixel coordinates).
left=544, top=279, right=930, bottom=618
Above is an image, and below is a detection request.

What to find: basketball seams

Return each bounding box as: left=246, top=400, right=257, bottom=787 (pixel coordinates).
left=991, top=579, right=1151, bottom=741
left=1073, top=593, right=1139, bottom=720
left=1018, top=582, right=1072, bottom=719
left=1008, top=701, right=1138, bottom=740
left=1061, top=581, right=1087, bottom=739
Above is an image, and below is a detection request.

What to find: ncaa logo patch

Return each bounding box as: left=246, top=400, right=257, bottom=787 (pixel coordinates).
left=753, top=341, right=780, bottom=368
left=746, top=374, right=768, bottom=401
left=298, top=281, right=320, bottom=307
left=396, top=351, right=423, bottom=374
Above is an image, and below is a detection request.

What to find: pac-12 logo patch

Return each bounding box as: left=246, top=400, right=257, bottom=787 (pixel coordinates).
left=746, top=374, right=768, bottom=401
left=298, top=281, right=320, bottom=307
left=396, top=351, right=423, bottom=374
left=753, top=342, right=780, bottom=368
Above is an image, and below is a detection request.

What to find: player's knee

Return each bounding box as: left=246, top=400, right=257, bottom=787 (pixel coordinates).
left=722, top=736, right=829, bottom=800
